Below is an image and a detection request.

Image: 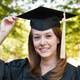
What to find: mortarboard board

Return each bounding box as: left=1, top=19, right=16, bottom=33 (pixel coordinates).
left=17, top=6, right=76, bottom=31
left=17, top=6, right=76, bottom=59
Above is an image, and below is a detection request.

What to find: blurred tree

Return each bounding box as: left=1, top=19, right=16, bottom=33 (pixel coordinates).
left=0, top=0, right=32, bottom=61
left=0, top=0, right=80, bottom=61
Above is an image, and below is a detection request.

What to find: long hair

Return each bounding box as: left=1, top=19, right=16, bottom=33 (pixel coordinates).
left=28, top=27, right=67, bottom=80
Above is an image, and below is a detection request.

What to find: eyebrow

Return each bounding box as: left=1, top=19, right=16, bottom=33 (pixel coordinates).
left=33, top=34, right=39, bottom=36
left=46, top=32, right=53, bottom=34
left=33, top=32, right=53, bottom=35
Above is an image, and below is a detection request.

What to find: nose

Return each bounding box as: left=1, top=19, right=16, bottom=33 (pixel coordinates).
left=40, top=37, right=46, bottom=46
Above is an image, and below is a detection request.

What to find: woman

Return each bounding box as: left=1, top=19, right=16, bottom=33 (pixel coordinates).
left=0, top=6, right=77, bottom=80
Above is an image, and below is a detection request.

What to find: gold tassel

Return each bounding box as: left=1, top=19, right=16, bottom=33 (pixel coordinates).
left=60, top=12, right=66, bottom=59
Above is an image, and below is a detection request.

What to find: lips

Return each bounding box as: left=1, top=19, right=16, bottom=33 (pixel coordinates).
left=39, top=48, right=50, bottom=53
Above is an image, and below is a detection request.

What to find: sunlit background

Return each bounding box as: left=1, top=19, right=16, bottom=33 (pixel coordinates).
left=0, top=0, right=80, bottom=67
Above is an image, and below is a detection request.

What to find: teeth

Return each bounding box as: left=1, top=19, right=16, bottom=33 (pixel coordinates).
left=39, top=48, right=50, bottom=53
left=40, top=49, right=48, bottom=50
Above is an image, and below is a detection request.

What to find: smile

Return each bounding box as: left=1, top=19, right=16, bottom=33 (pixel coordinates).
left=39, top=48, right=50, bottom=53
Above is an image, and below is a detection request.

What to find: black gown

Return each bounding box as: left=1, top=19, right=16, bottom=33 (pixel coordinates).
left=76, top=66, right=80, bottom=80
left=0, top=58, right=77, bottom=80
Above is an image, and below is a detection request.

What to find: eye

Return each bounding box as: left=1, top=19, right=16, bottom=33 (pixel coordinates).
left=46, top=35, right=52, bottom=38
left=34, top=36, right=40, bottom=40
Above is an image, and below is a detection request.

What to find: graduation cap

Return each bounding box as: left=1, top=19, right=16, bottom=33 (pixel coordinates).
left=17, top=6, right=76, bottom=58
left=17, top=6, right=76, bottom=30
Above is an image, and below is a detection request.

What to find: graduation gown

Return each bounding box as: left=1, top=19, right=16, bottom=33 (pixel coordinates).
left=0, top=58, right=77, bottom=80
left=0, top=60, right=5, bottom=80
left=76, top=66, right=80, bottom=80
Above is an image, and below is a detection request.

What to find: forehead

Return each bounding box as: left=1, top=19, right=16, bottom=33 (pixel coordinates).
left=31, top=28, right=53, bottom=35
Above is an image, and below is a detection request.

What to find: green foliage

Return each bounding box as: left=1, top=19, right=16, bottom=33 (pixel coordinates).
left=0, top=0, right=32, bottom=61
left=0, top=0, right=80, bottom=61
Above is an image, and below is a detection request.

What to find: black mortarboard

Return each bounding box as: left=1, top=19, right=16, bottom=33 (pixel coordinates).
left=17, top=6, right=76, bottom=31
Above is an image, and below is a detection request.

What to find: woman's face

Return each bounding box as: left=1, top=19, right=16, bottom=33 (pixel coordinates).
left=32, top=28, right=59, bottom=58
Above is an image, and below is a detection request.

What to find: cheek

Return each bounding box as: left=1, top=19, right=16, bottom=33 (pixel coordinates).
left=33, top=41, right=40, bottom=53
left=49, top=38, right=59, bottom=47
left=33, top=40, right=39, bottom=48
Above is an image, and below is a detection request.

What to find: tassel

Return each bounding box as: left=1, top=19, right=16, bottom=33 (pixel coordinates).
left=60, top=12, right=66, bottom=59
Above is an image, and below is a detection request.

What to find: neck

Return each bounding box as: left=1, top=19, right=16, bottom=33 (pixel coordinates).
left=40, top=53, right=57, bottom=75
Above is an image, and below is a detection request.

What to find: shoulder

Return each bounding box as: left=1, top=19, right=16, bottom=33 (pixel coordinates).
left=5, top=58, right=30, bottom=74
left=5, top=58, right=29, bottom=67
left=61, top=63, right=77, bottom=80
left=4, top=58, right=30, bottom=80
left=66, top=63, right=77, bottom=75
left=66, top=63, right=76, bottom=71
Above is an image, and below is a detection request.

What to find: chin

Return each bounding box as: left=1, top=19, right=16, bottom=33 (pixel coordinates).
left=39, top=53, right=52, bottom=58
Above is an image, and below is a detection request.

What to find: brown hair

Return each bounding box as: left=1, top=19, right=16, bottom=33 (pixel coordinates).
left=28, top=27, right=67, bottom=80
